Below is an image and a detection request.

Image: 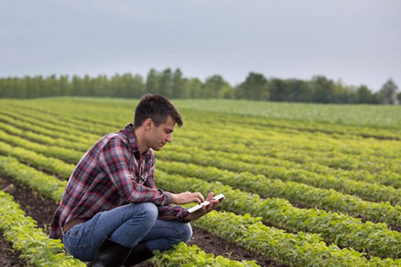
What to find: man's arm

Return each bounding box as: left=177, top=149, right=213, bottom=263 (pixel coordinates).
left=99, top=136, right=172, bottom=206
left=144, top=165, right=204, bottom=221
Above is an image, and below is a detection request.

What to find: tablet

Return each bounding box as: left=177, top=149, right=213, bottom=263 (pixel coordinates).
left=187, top=194, right=225, bottom=213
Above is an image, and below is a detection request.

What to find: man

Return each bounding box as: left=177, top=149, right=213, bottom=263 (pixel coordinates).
left=50, top=94, right=220, bottom=267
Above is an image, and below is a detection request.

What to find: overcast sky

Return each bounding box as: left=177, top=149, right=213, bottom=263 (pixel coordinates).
left=1, top=0, right=400, bottom=91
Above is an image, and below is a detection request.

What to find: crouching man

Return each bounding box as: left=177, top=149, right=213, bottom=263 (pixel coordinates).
left=49, top=94, right=220, bottom=267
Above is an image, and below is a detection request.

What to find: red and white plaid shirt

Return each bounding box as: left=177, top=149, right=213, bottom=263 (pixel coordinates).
left=50, top=123, right=188, bottom=239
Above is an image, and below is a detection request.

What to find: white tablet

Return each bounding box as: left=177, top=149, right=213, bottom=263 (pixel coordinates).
left=187, top=194, right=225, bottom=213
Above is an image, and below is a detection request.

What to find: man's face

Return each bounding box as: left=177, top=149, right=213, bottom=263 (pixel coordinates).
left=146, top=115, right=175, bottom=151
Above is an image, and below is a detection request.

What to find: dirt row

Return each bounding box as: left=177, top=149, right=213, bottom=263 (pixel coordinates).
left=0, top=175, right=286, bottom=267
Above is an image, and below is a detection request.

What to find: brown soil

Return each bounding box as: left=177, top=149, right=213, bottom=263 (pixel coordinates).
left=0, top=234, right=26, bottom=267
left=0, top=175, right=287, bottom=267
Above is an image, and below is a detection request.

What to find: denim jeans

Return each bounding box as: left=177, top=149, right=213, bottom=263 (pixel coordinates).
left=62, top=203, right=192, bottom=261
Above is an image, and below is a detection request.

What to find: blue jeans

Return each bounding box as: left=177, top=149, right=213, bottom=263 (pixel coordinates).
left=62, top=203, right=192, bottom=261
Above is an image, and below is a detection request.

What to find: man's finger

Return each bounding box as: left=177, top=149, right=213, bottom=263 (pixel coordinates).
left=194, top=192, right=205, bottom=203
left=206, top=192, right=214, bottom=201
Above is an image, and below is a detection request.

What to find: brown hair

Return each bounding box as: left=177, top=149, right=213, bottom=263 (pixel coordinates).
left=134, top=94, right=183, bottom=128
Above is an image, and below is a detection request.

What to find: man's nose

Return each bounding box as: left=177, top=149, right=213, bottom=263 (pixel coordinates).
left=166, top=134, right=172, bottom=143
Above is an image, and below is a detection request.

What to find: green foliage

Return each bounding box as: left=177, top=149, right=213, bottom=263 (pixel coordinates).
left=0, top=191, right=86, bottom=267
left=152, top=242, right=259, bottom=267
left=379, top=78, right=399, bottom=105
left=1, top=97, right=401, bottom=265
left=1, top=70, right=392, bottom=105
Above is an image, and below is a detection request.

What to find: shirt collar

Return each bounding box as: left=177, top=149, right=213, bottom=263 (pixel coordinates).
left=122, top=123, right=151, bottom=161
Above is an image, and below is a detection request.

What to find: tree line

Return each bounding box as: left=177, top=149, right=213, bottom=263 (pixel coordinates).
left=0, top=68, right=399, bottom=104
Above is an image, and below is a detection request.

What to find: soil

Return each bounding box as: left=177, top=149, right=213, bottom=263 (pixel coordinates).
left=0, top=175, right=287, bottom=267
left=0, top=234, right=26, bottom=267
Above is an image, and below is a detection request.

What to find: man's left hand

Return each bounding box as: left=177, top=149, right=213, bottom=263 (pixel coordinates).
left=183, top=192, right=220, bottom=221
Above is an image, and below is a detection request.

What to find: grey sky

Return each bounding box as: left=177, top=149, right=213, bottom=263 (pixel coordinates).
left=1, top=0, right=400, bottom=91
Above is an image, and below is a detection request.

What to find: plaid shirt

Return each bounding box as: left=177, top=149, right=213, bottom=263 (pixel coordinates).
left=50, top=123, right=189, bottom=239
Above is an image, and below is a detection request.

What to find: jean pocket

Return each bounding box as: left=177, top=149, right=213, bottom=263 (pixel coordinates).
left=64, top=223, right=84, bottom=238
left=64, top=226, right=96, bottom=261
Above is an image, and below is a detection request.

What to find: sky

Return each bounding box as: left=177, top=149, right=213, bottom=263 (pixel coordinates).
left=1, top=0, right=400, bottom=91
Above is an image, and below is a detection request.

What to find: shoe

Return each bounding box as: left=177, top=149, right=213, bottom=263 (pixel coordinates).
left=89, top=237, right=132, bottom=267
left=124, top=242, right=153, bottom=267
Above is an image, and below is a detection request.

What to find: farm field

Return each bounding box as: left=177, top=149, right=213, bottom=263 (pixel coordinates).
left=1, top=97, right=401, bottom=266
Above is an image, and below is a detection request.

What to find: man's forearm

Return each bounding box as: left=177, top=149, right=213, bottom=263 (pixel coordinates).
left=170, top=191, right=204, bottom=205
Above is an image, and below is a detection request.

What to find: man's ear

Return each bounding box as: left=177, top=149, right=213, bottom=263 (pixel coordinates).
left=144, top=118, right=153, bottom=131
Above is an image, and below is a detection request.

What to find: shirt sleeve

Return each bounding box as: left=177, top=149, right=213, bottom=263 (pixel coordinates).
left=99, top=136, right=172, bottom=206
left=157, top=205, right=190, bottom=222
left=144, top=160, right=189, bottom=221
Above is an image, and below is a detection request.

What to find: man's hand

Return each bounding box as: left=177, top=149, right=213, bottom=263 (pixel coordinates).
left=183, top=192, right=220, bottom=221
left=171, top=191, right=204, bottom=205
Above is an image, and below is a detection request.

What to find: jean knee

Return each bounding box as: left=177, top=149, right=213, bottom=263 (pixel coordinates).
left=180, top=223, right=193, bottom=243
left=136, top=202, right=158, bottom=224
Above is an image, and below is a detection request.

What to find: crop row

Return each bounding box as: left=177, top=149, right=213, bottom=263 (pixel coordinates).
left=4, top=103, right=401, bottom=192
left=157, top=160, right=401, bottom=228
left=157, top=149, right=401, bottom=205
left=2, top=110, right=401, bottom=193
left=3, top=124, right=401, bottom=258
left=2, top=125, right=401, bottom=229
left=4, top=102, right=401, bottom=163
left=2, top=155, right=401, bottom=266
left=1, top=116, right=401, bottom=209
left=2, top=135, right=401, bottom=261
left=0, top=112, right=97, bottom=144
left=0, top=156, right=258, bottom=266
left=3, top=105, right=401, bottom=187
left=155, top=170, right=401, bottom=259
left=6, top=98, right=401, bottom=140
left=192, top=211, right=401, bottom=267
left=0, top=190, right=86, bottom=267
left=3, top=132, right=401, bottom=232
left=167, top=142, right=401, bottom=189
left=5, top=134, right=401, bottom=232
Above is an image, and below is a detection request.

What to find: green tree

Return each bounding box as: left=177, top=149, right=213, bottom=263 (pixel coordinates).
left=310, top=76, right=336, bottom=103
left=59, top=75, right=70, bottom=96
left=203, top=75, right=231, bottom=99
left=159, top=68, right=173, bottom=97
left=130, top=74, right=145, bottom=98
left=145, top=69, right=160, bottom=95
left=71, top=75, right=84, bottom=96
left=236, top=72, right=269, bottom=100
left=172, top=68, right=184, bottom=98
left=268, top=78, right=288, bottom=102
left=355, top=85, right=373, bottom=104
left=379, top=78, right=398, bottom=104
left=184, top=78, right=203, bottom=98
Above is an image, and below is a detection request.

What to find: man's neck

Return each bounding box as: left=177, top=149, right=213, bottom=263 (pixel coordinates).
left=133, top=126, right=149, bottom=155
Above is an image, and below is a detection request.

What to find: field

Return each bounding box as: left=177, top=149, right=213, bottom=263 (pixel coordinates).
left=1, top=97, right=401, bottom=266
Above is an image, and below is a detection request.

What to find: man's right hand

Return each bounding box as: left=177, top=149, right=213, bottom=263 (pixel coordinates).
left=184, top=192, right=220, bottom=221
left=171, top=191, right=204, bottom=205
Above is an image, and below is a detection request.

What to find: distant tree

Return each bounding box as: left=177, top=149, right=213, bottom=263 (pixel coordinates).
left=285, top=79, right=311, bottom=102
left=203, top=75, right=231, bottom=99
left=172, top=68, right=184, bottom=98
left=145, top=69, right=160, bottom=95
left=268, top=78, right=288, bottom=102
left=236, top=72, right=269, bottom=100
left=355, top=85, right=373, bottom=104
left=184, top=78, right=203, bottom=98
left=379, top=78, right=398, bottom=104
left=159, top=68, right=173, bottom=97
left=71, top=75, right=84, bottom=96
left=310, top=76, right=336, bottom=103
left=130, top=74, right=145, bottom=98
left=397, top=92, right=401, bottom=105
left=59, top=75, right=70, bottom=96
left=26, top=76, right=42, bottom=98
